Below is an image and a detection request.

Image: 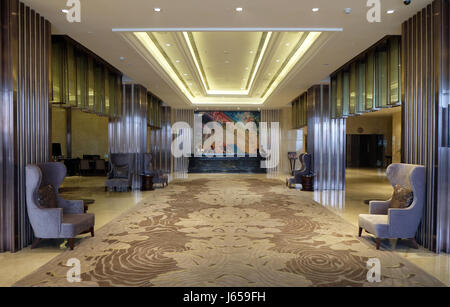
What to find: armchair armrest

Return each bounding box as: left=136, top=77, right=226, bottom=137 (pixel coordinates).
left=29, top=207, right=63, bottom=237
left=388, top=207, right=418, bottom=238
left=57, top=197, right=84, bottom=214
left=369, top=200, right=391, bottom=215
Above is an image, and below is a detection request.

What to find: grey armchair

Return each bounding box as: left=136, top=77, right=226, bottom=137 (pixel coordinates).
left=105, top=153, right=134, bottom=192
left=287, top=153, right=312, bottom=187
left=358, top=163, right=426, bottom=250
left=143, top=153, right=168, bottom=188
left=26, top=162, right=95, bottom=250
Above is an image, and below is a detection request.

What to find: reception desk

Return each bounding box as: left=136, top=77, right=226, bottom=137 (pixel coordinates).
left=188, top=154, right=265, bottom=174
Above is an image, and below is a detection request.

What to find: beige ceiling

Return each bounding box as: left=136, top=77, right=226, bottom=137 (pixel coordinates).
left=124, top=31, right=325, bottom=105
left=21, top=0, right=432, bottom=109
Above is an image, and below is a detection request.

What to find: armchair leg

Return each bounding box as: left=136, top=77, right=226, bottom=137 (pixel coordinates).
left=358, top=227, right=363, bottom=237
left=376, top=238, right=381, bottom=250
left=410, top=238, right=419, bottom=249
left=90, top=227, right=95, bottom=237
left=31, top=237, right=41, bottom=249
left=67, top=238, right=75, bottom=250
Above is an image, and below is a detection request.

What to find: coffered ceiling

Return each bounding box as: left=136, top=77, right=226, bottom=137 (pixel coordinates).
left=21, top=0, right=433, bottom=109
left=122, top=31, right=325, bottom=105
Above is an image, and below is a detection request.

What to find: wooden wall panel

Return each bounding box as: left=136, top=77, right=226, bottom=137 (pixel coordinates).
left=0, top=0, right=51, bottom=252
left=402, top=0, right=450, bottom=252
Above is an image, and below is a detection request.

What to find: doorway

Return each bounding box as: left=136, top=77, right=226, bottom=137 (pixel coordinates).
left=346, top=134, right=384, bottom=168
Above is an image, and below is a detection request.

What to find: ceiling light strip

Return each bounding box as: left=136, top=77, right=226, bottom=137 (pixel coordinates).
left=260, top=32, right=308, bottom=98
left=183, top=32, right=271, bottom=96
left=134, top=32, right=194, bottom=100
left=147, top=33, right=195, bottom=97
left=113, top=27, right=343, bottom=32
left=183, top=32, right=210, bottom=93
left=246, top=32, right=272, bottom=91
left=261, top=32, right=321, bottom=100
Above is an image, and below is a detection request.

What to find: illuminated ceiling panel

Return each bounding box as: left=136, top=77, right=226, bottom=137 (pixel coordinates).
left=124, top=31, right=322, bottom=105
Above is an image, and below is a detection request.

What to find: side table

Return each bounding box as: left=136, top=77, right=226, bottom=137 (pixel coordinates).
left=301, top=175, right=315, bottom=191
left=141, top=174, right=154, bottom=191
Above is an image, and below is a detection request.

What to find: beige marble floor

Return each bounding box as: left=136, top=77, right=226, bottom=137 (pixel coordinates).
left=0, top=170, right=448, bottom=286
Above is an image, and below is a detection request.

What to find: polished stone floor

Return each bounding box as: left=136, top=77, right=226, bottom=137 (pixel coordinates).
left=0, top=169, right=448, bottom=286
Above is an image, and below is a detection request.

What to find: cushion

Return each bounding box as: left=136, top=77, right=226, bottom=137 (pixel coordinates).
left=358, top=214, right=390, bottom=238
left=113, top=165, right=129, bottom=178
left=37, top=185, right=58, bottom=209
left=60, top=213, right=95, bottom=238
left=390, top=184, right=414, bottom=208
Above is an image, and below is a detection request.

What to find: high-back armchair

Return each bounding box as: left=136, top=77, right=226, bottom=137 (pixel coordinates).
left=358, top=163, right=426, bottom=250
left=26, top=162, right=95, bottom=250
left=105, top=153, right=134, bottom=192
left=293, top=153, right=312, bottom=183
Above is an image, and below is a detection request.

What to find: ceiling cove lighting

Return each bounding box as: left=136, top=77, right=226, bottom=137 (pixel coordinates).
left=131, top=31, right=322, bottom=105
left=133, top=32, right=194, bottom=101
left=260, top=32, right=321, bottom=101
left=182, top=31, right=272, bottom=96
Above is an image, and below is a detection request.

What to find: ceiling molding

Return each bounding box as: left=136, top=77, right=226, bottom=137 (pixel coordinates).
left=112, top=27, right=344, bottom=32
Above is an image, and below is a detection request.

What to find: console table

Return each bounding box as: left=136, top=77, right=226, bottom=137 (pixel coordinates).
left=188, top=154, right=266, bottom=174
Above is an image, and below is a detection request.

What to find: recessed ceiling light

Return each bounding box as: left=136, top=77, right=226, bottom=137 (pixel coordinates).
left=175, top=59, right=180, bottom=63
left=61, top=9, right=69, bottom=13
left=285, top=43, right=291, bottom=47
left=165, top=43, right=171, bottom=47
left=249, top=50, right=254, bottom=54
left=312, top=8, right=319, bottom=12
left=154, top=8, right=161, bottom=12
left=387, top=9, right=395, bottom=14
left=183, top=73, right=188, bottom=76
left=344, top=8, right=352, bottom=14
left=236, top=7, right=243, bottom=12
left=119, top=57, right=125, bottom=61
left=276, top=59, right=280, bottom=63
left=245, top=67, right=249, bottom=70
left=225, top=60, right=230, bottom=64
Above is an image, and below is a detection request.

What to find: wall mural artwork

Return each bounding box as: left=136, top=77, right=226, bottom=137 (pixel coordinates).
left=195, top=111, right=260, bottom=155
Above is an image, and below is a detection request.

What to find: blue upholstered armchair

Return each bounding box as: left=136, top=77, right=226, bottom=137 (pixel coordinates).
left=105, top=153, right=134, bottom=192
left=358, top=163, right=426, bottom=250
left=287, top=153, right=312, bottom=187
left=293, top=153, right=312, bottom=183
left=26, top=162, right=95, bottom=250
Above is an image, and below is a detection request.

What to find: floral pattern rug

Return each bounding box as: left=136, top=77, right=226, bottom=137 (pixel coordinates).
left=15, top=175, right=444, bottom=287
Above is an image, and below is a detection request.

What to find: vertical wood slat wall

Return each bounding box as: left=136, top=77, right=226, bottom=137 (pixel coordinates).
left=402, top=0, right=450, bottom=252
left=0, top=0, right=51, bottom=252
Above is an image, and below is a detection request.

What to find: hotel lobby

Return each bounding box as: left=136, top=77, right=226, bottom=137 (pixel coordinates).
left=0, top=0, right=449, bottom=289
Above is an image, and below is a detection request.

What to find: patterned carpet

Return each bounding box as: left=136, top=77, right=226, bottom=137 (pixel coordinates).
left=16, top=175, right=444, bottom=287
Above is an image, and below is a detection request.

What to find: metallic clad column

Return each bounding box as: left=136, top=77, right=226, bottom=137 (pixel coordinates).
left=1, top=0, right=51, bottom=252
left=307, top=85, right=346, bottom=192
left=109, top=83, right=147, bottom=190
left=261, top=109, right=280, bottom=177
left=402, top=0, right=450, bottom=252
left=173, top=109, right=194, bottom=179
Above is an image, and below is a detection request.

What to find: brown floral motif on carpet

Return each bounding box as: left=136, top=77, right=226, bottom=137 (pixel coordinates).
left=15, top=175, right=444, bottom=287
